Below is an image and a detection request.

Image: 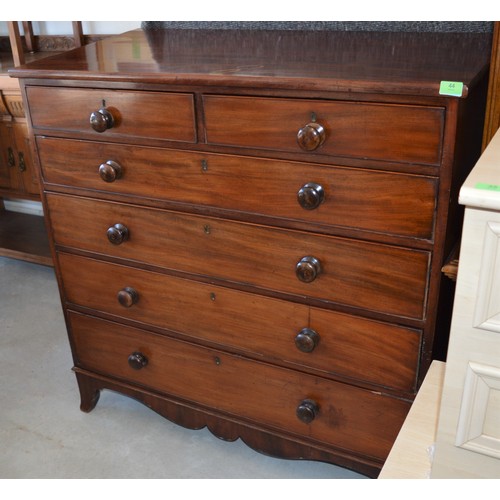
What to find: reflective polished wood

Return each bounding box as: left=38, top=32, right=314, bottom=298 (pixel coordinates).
left=12, top=29, right=491, bottom=96
left=14, top=28, right=491, bottom=477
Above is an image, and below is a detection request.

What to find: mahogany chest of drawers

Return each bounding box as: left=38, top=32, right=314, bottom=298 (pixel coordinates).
left=13, top=28, right=491, bottom=477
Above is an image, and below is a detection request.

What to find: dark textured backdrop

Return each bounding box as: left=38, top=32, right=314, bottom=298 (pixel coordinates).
left=141, top=21, right=494, bottom=32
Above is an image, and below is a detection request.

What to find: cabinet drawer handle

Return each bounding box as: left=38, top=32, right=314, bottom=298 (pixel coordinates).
left=296, top=256, right=322, bottom=283
left=90, top=107, right=115, bottom=133
left=296, top=399, right=319, bottom=424
left=117, top=287, right=139, bottom=308
left=128, top=351, right=148, bottom=370
left=18, top=152, right=26, bottom=172
left=7, top=147, right=15, bottom=167
left=297, top=122, right=326, bottom=151
left=99, top=160, right=122, bottom=182
left=107, top=223, right=129, bottom=245
left=295, top=328, right=320, bottom=353
left=297, top=182, right=325, bottom=210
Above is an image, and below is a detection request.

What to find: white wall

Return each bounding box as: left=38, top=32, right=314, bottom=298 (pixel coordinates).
left=0, top=21, right=141, bottom=36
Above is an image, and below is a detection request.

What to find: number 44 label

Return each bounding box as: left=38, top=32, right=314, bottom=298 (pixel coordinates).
left=439, top=81, right=464, bottom=97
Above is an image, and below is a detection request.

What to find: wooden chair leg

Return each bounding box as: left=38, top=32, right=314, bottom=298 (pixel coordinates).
left=72, top=21, right=84, bottom=48
left=22, top=21, right=35, bottom=52
left=7, top=22, right=24, bottom=67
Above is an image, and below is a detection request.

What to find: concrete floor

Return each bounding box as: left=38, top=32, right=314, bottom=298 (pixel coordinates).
left=0, top=256, right=366, bottom=479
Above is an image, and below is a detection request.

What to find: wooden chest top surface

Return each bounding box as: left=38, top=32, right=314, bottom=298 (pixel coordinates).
left=10, top=29, right=491, bottom=96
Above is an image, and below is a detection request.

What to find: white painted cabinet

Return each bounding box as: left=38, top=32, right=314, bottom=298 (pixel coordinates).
left=432, top=129, right=500, bottom=478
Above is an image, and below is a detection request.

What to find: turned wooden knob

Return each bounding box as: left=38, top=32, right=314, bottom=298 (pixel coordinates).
left=117, top=287, right=139, bottom=308
left=99, top=160, right=122, bottom=182
left=128, top=352, right=148, bottom=370
left=296, top=256, right=322, bottom=283
left=90, top=107, right=114, bottom=133
left=107, top=223, right=129, bottom=245
left=297, top=182, right=325, bottom=210
left=297, top=122, right=326, bottom=151
left=296, top=399, right=319, bottom=423
left=295, top=328, right=320, bottom=353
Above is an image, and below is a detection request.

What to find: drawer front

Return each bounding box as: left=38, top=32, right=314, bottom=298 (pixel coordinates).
left=26, top=87, right=196, bottom=143
left=47, top=194, right=430, bottom=319
left=38, top=137, right=437, bottom=239
left=58, top=253, right=421, bottom=391
left=203, top=95, right=444, bottom=165
left=69, top=311, right=411, bottom=460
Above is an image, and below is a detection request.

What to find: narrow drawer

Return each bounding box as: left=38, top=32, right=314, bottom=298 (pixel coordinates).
left=38, top=137, right=437, bottom=239
left=26, top=86, right=196, bottom=143
left=58, top=253, right=421, bottom=391
left=47, top=194, right=430, bottom=319
left=69, top=311, right=411, bottom=460
left=203, top=95, right=444, bottom=165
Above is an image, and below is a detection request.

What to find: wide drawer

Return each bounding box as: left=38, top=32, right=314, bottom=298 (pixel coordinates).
left=58, top=253, right=421, bottom=392
left=68, top=311, right=411, bottom=460
left=203, top=95, right=444, bottom=165
left=46, top=193, right=430, bottom=319
left=26, top=87, right=196, bottom=143
left=38, top=137, right=437, bottom=239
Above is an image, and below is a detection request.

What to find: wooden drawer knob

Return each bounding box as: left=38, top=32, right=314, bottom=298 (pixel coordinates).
left=297, top=182, right=325, bottom=210
left=128, top=351, right=148, bottom=370
left=90, top=107, right=114, bottom=133
left=99, top=160, right=122, bottom=182
left=297, top=122, right=326, bottom=151
left=296, top=256, right=322, bottom=283
left=107, top=223, right=129, bottom=245
left=295, top=328, right=320, bottom=353
left=296, top=399, right=319, bottom=423
left=117, top=287, right=139, bottom=308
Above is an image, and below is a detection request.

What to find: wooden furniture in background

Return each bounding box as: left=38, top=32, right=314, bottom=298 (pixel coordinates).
left=13, top=28, right=491, bottom=477
left=432, top=128, right=500, bottom=478
left=0, top=21, right=88, bottom=266
left=440, top=21, right=499, bottom=283
left=483, top=21, right=500, bottom=150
